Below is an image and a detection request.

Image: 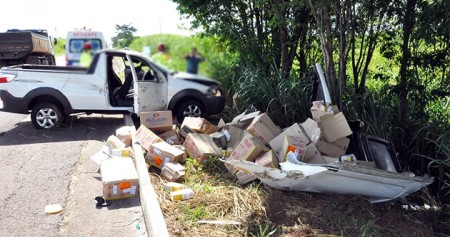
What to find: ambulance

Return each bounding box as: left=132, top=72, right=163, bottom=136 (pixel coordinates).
left=65, top=30, right=107, bottom=66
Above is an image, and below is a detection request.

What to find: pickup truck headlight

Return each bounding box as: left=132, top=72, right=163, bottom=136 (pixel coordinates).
left=207, top=86, right=222, bottom=97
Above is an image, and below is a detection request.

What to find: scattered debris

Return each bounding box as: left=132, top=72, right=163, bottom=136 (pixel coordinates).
left=45, top=203, right=63, bottom=214
left=170, top=188, right=194, bottom=201
left=197, top=220, right=241, bottom=225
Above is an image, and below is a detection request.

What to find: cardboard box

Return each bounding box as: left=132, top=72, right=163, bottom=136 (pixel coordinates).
left=281, top=135, right=307, bottom=162
left=222, top=126, right=249, bottom=149
left=134, top=125, right=163, bottom=151
left=239, top=111, right=261, bottom=127
left=315, top=137, right=350, bottom=157
left=310, top=101, right=340, bottom=121
left=106, top=135, right=125, bottom=149
left=302, top=119, right=349, bottom=157
left=226, top=135, right=268, bottom=173
left=111, top=147, right=133, bottom=158
left=255, top=150, right=279, bottom=168
left=140, top=111, right=173, bottom=133
left=101, top=158, right=139, bottom=200
left=236, top=171, right=257, bottom=185
left=146, top=141, right=185, bottom=169
left=247, top=113, right=282, bottom=145
left=303, top=143, right=326, bottom=164
left=158, top=129, right=182, bottom=145
left=210, top=132, right=227, bottom=149
left=161, top=163, right=186, bottom=181
left=116, top=126, right=134, bottom=147
left=269, top=123, right=310, bottom=162
left=301, top=118, right=320, bottom=141
left=181, top=117, right=219, bottom=134
left=231, top=111, right=246, bottom=124
left=183, top=133, right=222, bottom=162
left=179, top=125, right=196, bottom=140
left=318, top=112, right=352, bottom=143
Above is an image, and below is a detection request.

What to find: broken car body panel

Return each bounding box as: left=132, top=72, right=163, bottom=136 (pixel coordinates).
left=228, top=160, right=433, bottom=203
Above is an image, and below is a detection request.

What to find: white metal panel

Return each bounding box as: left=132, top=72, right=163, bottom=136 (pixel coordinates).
left=228, top=160, right=433, bottom=203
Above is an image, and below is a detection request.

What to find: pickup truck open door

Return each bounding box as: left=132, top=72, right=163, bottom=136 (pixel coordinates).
left=126, top=55, right=168, bottom=115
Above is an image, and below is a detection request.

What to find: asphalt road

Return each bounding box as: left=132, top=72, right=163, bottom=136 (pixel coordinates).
left=0, top=112, right=144, bottom=237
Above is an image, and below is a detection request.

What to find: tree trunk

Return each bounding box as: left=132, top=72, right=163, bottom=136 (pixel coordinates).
left=398, top=0, right=417, bottom=147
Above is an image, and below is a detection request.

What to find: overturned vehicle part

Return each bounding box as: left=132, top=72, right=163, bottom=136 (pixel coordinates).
left=228, top=160, right=433, bottom=203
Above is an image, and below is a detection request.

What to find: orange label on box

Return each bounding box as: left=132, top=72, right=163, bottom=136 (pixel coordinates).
left=287, top=146, right=297, bottom=153
left=153, top=156, right=163, bottom=166
left=119, top=182, right=131, bottom=190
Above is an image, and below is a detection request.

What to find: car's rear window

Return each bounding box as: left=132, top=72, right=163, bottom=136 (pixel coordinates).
left=69, top=39, right=102, bottom=53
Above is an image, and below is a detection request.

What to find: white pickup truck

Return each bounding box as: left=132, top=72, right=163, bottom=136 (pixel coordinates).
left=0, top=49, right=225, bottom=129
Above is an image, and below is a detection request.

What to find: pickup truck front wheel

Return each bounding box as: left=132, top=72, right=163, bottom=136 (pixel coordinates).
left=175, top=100, right=204, bottom=123
left=31, top=103, right=64, bottom=130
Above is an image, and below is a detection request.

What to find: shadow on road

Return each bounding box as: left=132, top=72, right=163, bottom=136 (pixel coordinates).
left=0, top=114, right=125, bottom=146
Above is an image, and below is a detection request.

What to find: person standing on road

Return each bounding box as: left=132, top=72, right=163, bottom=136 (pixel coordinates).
left=185, top=47, right=204, bottom=74
left=80, top=43, right=93, bottom=67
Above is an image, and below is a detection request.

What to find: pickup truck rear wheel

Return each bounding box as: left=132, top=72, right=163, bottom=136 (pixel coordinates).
left=31, top=103, right=63, bottom=130
left=175, top=100, right=204, bottom=123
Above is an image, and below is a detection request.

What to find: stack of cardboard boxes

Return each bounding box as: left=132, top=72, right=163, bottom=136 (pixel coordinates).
left=221, top=102, right=354, bottom=184
left=90, top=125, right=140, bottom=201
left=92, top=102, right=354, bottom=201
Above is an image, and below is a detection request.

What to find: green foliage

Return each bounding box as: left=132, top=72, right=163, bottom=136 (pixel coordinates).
left=53, top=38, right=66, bottom=56
left=249, top=223, right=278, bottom=237
left=235, top=65, right=312, bottom=128
left=112, top=24, right=137, bottom=49
left=129, top=34, right=237, bottom=92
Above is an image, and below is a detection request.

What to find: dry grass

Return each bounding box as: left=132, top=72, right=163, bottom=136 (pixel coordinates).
left=148, top=157, right=441, bottom=237
left=150, top=156, right=273, bottom=237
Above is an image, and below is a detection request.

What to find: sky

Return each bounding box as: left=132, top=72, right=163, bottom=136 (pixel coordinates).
left=1, top=0, right=193, bottom=41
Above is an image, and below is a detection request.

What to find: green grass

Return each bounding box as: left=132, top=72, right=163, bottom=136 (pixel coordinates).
left=129, top=34, right=229, bottom=79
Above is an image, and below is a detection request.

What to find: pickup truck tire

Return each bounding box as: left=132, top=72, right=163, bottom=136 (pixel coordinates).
left=175, top=100, right=204, bottom=122
left=31, top=103, right=64, bottom=130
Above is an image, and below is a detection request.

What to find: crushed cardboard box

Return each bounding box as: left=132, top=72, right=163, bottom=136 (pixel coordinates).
left=140, top=111, right=173, bottom=133
left=255, top=150, right=279, bottom=168
left=146, top=141, right=185, bottom=169
left=269, top=123, right=310, bottom=162
left=116, top=126, right=134, bottom=147
left=181, top=117, right=219, bottom=134
left=179, top=125, right=196, bottom=140
left=158, top=129, right=182, bottom=145
left=247, top=113, right=282, bottom=145
left=183, top=133, right=222, bottom=162
left=225, top=135, right=268, bottom=174
left=161, top=163, right=186, bottom=182
left=222, top=126, right=249, bottom=149
left=134, top=125, right=163, bottom=151
left=301, top=118, right=349, bottom=157
left=281, top=135, right=307, bottom=162
left=210, top=132, right=227, bottom=149
left=101, top=158, right=139, bottom=200
left=106, top=135, right=125, bottom=149
left=318, top=112, right=352, bottom=143
left=310, top=101, right=339, bottom=122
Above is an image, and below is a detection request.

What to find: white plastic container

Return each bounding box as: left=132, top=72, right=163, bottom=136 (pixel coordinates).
left=170, top=188, right=194, bottom=201
left=164, top=182, right=186, bottom=192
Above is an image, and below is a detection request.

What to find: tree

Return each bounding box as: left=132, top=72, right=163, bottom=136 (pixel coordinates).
left=112, top=24, right=137, bottom=48
left=172, top=0, right=312, bottom=79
